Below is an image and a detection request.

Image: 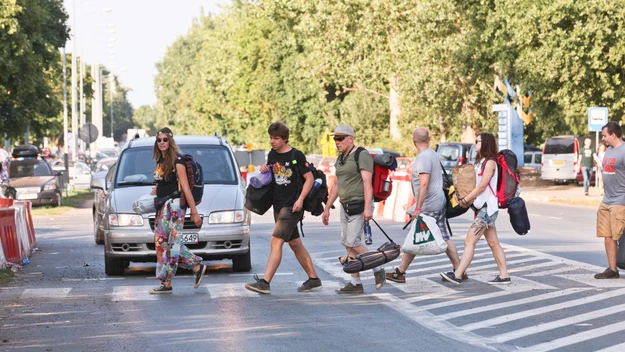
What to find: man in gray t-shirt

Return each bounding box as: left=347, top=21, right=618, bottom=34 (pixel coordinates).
left=386, top=128, right=465, bottom=283
left=595, top=121, right=625, bottom=280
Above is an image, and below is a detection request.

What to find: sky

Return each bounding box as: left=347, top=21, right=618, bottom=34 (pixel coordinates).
left=62, top=0, right=227, bottom=109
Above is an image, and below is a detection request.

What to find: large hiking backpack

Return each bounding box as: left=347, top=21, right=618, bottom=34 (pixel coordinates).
left=482, top=150, right=520, bottom=209
left=177, top=154, right=204, bottom=207
left=290, top=149, right=328, bottom=216
left=354, top=147, right=397, bottom=202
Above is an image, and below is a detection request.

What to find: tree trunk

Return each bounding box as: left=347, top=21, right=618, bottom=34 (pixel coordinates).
left=389, top=76, right=402, bottom=142
left=438, top=113, right=447, bottom=142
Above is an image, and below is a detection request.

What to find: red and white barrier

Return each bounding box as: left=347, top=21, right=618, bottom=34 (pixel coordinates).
left=0, top=200, right=36, bottom=269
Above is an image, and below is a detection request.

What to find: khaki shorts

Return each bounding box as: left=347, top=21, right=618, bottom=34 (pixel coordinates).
left=339, top=203, right=375, bottom=247
left=597, top=202, right=625, bottom=241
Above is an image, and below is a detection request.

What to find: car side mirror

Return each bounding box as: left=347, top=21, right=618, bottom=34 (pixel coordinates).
left=90, top=177, right=106, bottom=190
left=54, top=170, right=63, bottom=176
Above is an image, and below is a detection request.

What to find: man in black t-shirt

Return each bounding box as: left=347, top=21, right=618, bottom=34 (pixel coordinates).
left=245, top=122, right=322, bottom=294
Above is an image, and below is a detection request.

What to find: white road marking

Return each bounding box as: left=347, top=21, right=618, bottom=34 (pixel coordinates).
left=520, top=321, right=625, bottom=351
left=461, top=287, right=625, bottom=331
left=525, top=265, right=581, bottom=277
left=547, top=216, right=563, bottom=220
left=438, top=287, right=592, bottom=320
left=554, top=273, right=625, bottom=288
left=112, top=286, right=161, bottom=301
left=595, top=342, right=625, bottom=352
left=492, top=303, right=625, bottom=343
left=21, top=288, right=72, bottom=299
left=229, top=272, right=294, bottom=277
left=207, top=283, right=264, bottom=298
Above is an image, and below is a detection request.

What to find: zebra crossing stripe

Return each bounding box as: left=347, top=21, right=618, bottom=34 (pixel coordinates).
left=594, top=341, right=625, bottom=352
left=404, top=252, right=532, bottom=274
left=520, top=320, right=625, bottom=352
left=438, top=287, right=592, bottom=320
left=461, top=287, right=625, bottom=331
left=21, top=288, right=72, bottom=298
left=491, top=303, right=625, bottom=343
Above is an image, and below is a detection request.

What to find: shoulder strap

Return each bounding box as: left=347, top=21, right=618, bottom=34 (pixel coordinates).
left=353, top=146, right=366, bottom=170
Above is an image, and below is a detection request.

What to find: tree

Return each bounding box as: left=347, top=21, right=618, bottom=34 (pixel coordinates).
left=0, top=0, right=69, bottom=140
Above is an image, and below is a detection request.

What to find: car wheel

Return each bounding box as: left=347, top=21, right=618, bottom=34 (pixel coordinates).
left=94, top=216, right=104, bottom=245
left=104, top=253, right=125, bottom=276
left=54, top=192, right=62, bottom=207
left=232, top=249, right=251, bottom=272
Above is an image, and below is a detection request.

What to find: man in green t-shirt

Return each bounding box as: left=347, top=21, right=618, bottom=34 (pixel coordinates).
left=577, top=137, right=595, bottom=195
left=322, top=124, right=386, bottom=294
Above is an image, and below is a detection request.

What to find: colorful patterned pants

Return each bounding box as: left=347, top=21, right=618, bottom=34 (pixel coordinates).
left=154, top=198, right=202, bottom=282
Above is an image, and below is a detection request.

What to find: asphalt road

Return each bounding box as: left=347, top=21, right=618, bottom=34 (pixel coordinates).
left=1, top=200, right=625, bottom=352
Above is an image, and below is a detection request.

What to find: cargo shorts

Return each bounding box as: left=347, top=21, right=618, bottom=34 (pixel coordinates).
left=597, top=202, right=625, bottom=241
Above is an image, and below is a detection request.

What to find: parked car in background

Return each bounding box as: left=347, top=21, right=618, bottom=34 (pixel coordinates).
left=436, top=142, right=473, bottom=173
left=541, top=135, right=594, bottom=184
left=392, top=157, right=414, bottom=180
left=94, top=157, right=118, bottom=172
left=51, top=160, right=92, bottom=190
left=9, top=158, right=62, bottom=206
left=92, top=135, right=251, bottom=275
left=524, top=151, right=543, bottom=174
left=307, top=154, right=323, bottom=168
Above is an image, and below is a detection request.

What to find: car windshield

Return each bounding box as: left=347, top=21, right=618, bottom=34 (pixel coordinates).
left=438, top=145, right=460, bottom=161
left=10, top=160, right=53, bottom=177
left=544, top=138, right=575, bottom=154
left=115, top=145, right=238, bottom=186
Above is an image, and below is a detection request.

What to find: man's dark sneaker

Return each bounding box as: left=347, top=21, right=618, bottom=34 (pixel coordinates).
left=374, top=269, right=386, bottom=290
left=488, top=275, right=511, bottom=285
left=297, top=278, right=322, bottom=292
left=193, top=264, right=207, bottom=288
left=440, top=271, right=461, bottom=285
left=245, top=274, right=270, bottom=294
left=594, top=268, right=620, bottom=279
left=386, top=268, right=406, bottom=283
left=336, top=282, right=364, bottom=294
left=149, top=283, right=173, bottom=294
left=441, top=269, right=469, bottom=282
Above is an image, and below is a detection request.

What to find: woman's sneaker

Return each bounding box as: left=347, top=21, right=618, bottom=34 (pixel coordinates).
left=440, top=272, right=461, bottom=285
left=245, top=274, right=271, bottom=294
left=194, top=264, right=207, bottom=288
left=149, top=283, right=172, bottom=294
left=386, top=268, right=406, bottom=283
left=488, top=275, right=511, bottom=285
left=297, top=278, right=322, bottom=292
left=441, top=269, right=469, bottom=282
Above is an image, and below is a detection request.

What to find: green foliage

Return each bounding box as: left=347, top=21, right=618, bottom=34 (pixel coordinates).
left=0, top=0, right=69, bottom=140
left=152, top=0, right=625, bottom=153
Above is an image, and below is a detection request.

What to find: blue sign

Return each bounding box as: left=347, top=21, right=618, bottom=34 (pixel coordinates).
left=588, top=107, right=608, bottom=132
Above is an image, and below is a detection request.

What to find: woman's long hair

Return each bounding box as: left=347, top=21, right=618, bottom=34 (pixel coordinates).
left=152, top=127, right=181, bottom=181
left=476, top=132, right=498, bottom=162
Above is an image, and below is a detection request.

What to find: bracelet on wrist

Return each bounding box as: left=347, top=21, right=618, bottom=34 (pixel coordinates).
left=415, top=207, right=421, bottom=211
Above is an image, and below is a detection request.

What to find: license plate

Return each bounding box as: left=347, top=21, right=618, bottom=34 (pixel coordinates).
left=553, top=160, right=565, bottom=165
left=180, top=233, right=198, bottom=244
left=19, top=194, right=38, bottom=200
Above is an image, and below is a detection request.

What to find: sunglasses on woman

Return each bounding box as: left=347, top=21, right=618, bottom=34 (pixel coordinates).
left=156, top=138, right=169, bottom=143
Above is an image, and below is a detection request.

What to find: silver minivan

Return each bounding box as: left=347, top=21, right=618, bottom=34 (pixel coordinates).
left=541, top=135, right=593, bottom=183
left=91, top=135, right=251, bottom=275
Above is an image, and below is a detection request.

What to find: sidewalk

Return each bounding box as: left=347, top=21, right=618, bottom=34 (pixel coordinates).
left=521, top=184, right=603, bottom=208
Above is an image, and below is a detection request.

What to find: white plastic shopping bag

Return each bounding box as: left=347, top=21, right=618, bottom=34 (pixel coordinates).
left=402, top=214, right=448, bottom=255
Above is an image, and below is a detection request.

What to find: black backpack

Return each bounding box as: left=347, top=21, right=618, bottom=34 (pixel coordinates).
left=291, top=149, right=328, bottom=216
left=245, top=183, right=273, bottom=215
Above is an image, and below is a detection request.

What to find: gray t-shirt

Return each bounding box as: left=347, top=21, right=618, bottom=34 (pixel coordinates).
left=411, top=148, right=446, bottom=212
left=602, top=143, right=625, bottom=205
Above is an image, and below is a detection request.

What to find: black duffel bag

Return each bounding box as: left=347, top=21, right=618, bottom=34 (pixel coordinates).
left=245, top=184, right=273, bottom=215
left=507, top=197, right=530, bottom=235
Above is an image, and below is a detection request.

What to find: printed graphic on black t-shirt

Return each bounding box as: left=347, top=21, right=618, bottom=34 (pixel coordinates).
left=268, top=148, right=310, bottom=210
left=154, top=157, right=185, bottom=198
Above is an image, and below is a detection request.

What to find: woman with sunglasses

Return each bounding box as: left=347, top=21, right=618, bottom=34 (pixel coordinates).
left=149, top=127, right=206, bottom=294
left=440, top=132, right=510, bottom=285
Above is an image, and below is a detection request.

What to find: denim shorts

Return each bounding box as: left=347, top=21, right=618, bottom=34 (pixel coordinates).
left=474, top=207, right=498, bottom=227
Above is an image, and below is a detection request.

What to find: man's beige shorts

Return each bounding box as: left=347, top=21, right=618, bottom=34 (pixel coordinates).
left=597, top=202, right=625, bottom=240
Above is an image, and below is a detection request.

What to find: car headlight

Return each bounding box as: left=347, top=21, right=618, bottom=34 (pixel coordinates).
left=208, top=210, right=245, bottom=224
left=109, top=214, right=143, bottom=226
left=43, top=183, right=56, bottom=191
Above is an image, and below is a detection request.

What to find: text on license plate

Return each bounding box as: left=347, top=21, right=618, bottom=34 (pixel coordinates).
left=181, top=233, right=198, bottom=244
left=553, top=160, right=565, bottom=165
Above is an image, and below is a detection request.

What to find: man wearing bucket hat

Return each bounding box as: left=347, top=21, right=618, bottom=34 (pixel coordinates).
left=322, top=124, right=386, bottom=294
